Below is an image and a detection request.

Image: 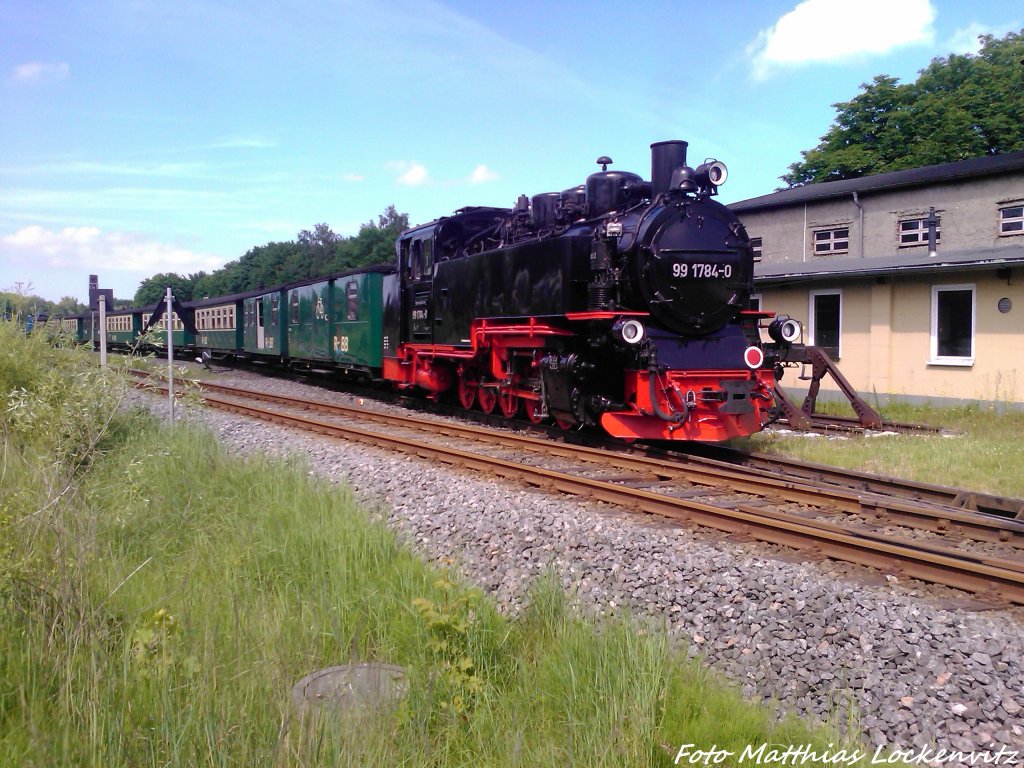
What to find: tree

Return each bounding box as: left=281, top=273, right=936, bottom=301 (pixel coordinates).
left=129, top=205, right=411, bottom=303
left=134, top=273, right=194, bottom=306
left=56, top=296, right=87, bottom=315
left=375, top=204, right=409, bottom=232
left=782, top=30, right=1024, bottom=187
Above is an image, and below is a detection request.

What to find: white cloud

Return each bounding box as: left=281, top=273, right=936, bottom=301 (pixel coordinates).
left=11, top=61, right=69, bottom=84
left=748, top=0, right=936, bottom=80
left=389, top=161, right=428, bottom=186
left=341, top=172, right=365, bottom=182
left=1, top=225, right=223, bottom=274
left=468, top=164, right=498, bottom=184
left=947, top=22, right=1018, bottom=55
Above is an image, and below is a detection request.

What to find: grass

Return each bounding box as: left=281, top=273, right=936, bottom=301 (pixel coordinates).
left=739, top=400, right=1024, bottom=498
left=0, top=321, right=873, bottom=766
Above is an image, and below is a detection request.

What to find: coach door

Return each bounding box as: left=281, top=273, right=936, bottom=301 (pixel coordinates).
left=409, top=236, right=434, bottom=343
left=256, top=297, right=266, bottom=349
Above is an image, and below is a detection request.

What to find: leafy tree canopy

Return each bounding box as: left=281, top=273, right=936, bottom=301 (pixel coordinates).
left=133, top=272, right=196, bottom=306
left=782, top=30, right=1024, bottom=187
left=1, top=290, right=89, bottom=319
left=132, top=205, right=411, bottom=304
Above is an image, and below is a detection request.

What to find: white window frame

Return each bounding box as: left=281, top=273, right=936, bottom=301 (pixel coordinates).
left=808, top=289, right=842, bottom=359
left=999, top=205, right=1023, bottom=236
left=929, top=283, right=975, bottom=366
left=898, top=216, right=941, bottom=247
left=812, top=227, right=849, bottom=256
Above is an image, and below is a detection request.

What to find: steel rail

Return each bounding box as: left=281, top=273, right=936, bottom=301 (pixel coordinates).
left=143, top=378, right=1024, bottom=605
left=186, top=379, right=1024, bottom=552
left=682, top=443, right=1024, bottom=521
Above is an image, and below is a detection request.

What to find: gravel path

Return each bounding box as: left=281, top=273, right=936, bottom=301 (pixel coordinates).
left=135, top=370, right=1024, bottom=757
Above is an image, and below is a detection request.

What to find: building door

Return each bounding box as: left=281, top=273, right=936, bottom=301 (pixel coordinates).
left=809, top=289, right=841, bottom=360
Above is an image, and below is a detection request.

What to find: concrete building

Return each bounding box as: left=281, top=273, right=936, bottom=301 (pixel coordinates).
left=731, top=152, right=1024, bottom=406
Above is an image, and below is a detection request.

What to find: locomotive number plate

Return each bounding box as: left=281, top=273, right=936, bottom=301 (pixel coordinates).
left=672, top=263, right=733, bottom=279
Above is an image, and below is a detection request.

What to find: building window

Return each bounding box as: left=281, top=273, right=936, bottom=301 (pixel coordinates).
left=899, top=216, right=941, bottom=247
left=750, top=237, right=762, bottom=262
left=748, top=293, right=762, bottom=312
left=930, top=284, right=974, bottom=365
left=809, top=289, right=841, bottom=359
left=1000, top=205, right=1023, bottom=235
left=813, top=228, right=849, bottom=255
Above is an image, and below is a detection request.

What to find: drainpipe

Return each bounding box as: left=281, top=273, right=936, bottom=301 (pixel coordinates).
left=851, top=191, right=864, bottom=258
left=802, top=204, right=807, bottom=261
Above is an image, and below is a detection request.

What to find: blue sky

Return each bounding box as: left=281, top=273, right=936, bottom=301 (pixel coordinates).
left=1, top=0, right=1020, bottom=303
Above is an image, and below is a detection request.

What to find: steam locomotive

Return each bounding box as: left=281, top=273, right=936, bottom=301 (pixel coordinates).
left=381, top=139, right=797, bottom=441
left=66, top=140, right=801, bottom=442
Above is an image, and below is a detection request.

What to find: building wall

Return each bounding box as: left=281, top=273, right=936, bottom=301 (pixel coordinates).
left=741, top=174, right=1024, bottom=265
left=760, top=270, right=1024, bottom=404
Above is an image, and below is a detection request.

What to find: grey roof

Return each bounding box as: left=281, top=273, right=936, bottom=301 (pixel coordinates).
left=754, top=244, right=1024, bottom=285
left=731, top=151, right=1024, bottom=213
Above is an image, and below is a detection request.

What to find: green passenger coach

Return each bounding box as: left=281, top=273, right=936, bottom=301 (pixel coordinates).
left=284, top=266, right=390, bottom=375
left=142, top=308, right=194, bottom=351
left=243, top=290, right=287, bottom=359
left=330, top=267, right=389, bottom=373
left=105, top=310, right=141, bottom=347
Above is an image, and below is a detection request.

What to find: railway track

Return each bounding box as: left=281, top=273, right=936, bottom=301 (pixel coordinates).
left=773, top=412, right=945, bottom=436
left=136, top=373, right=1024, bottom=606
left=172, top=358, right=1015, bottom=518
left=678, top=442, right=1024, bottom=521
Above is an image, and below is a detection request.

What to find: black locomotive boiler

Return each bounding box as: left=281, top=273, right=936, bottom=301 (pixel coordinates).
left=382, top=140, right=796, bottom=441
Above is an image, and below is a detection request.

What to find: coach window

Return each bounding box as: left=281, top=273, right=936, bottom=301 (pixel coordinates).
left=930, top=284, right=975, bottom=365
left=346, top=281, right=359, bottom=321
left=808, top=289, right=841, bottom=360
left=271, top=295, right=279, bottom=326
left=290, top=292, right=300, bottom=324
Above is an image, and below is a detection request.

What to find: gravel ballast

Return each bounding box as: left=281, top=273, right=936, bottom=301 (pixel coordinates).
left=135, top=373, right=1024, bottom=756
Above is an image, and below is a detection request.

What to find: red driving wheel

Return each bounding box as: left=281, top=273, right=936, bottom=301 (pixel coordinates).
left=498, top=389, right=519, bottom=419
left=457, top=368, right=478, bottom=410
left=477, top=385, right=497, bottom=414
left=525, top=399, right=545, bottom=424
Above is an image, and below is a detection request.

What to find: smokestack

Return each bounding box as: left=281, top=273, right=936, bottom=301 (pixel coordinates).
left=650, top=140, right=688, bottom=197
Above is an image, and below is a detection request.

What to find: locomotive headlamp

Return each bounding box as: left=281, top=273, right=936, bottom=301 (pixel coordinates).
left=695, top=160, right=728, bottom=190
left=612, top=318, right=645, bottom=345
left=767, top=315, right=802, bottom=345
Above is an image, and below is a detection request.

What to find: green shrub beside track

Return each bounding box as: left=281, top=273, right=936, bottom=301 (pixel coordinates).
left=0, top=320, right=864, bottom=766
